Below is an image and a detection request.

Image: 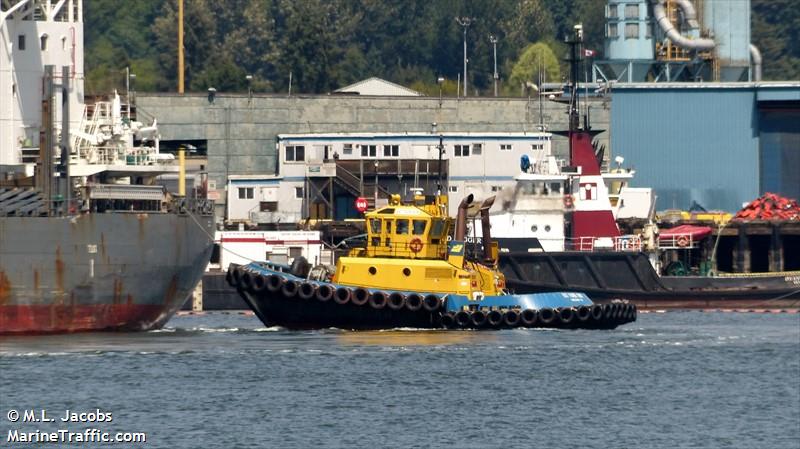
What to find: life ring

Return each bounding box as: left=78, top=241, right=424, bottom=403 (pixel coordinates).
left=563, top=195, right=574, bottom=208
left=409, top=238, right=424, bottom=253
left=677, top=235, right=690, bottom=247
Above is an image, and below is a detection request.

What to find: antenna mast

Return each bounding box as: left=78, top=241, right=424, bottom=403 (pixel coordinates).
left=178, top=0, right=185, bottom=94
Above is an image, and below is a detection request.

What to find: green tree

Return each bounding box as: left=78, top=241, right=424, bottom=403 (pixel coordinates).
left=752, top=0, right=800, bottom=80
left=509, top=42, right=561, bottom=95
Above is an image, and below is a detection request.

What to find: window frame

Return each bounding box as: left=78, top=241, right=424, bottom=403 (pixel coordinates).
left=285, top=145, right=305, bottom=162
left=383, top=144, right=399, bottom=157
left=624, top=22, right=639, bottom=39
left=360, top=144, right=377, bottom=158
left=238, top=187, right=254, bottom=199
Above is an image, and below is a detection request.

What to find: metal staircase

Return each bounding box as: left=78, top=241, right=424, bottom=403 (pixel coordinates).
left=334, top=163, right=391, bottom=207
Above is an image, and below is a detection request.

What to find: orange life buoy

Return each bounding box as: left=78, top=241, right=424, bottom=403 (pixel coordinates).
left=409, top=238, right=424, bottom=253
left=564, top=195, right=574, bottom=208
left=677, top=235, right=690, bottom=247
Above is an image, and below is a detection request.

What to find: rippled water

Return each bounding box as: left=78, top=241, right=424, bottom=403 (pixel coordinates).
left=2, top=311, right=799, bottom=449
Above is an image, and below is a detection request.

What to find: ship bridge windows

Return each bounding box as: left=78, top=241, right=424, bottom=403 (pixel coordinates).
left=396, top=219, right=409, bottom=234
left=369, top=218, right=381, bottom=234
left=430, top=219, right=446, bottom=239
left=412, top=220, right=427, bottom=235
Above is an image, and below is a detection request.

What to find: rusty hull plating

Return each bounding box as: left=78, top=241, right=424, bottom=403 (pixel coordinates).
left=0, top=211, right=214, bottom=334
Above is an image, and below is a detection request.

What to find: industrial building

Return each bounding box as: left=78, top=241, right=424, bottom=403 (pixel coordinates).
left=611, top=82, right=799, bottom=212
left=136, top=0, right=798, bottom=218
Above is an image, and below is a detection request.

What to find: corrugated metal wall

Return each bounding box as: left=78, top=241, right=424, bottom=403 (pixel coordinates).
left=611, top=85, right=760, bottom=212
left=759, top=109, right=800, bottom=201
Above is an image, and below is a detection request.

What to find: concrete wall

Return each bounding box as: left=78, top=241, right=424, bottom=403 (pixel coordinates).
left=137, top=93, right=611, bottom=213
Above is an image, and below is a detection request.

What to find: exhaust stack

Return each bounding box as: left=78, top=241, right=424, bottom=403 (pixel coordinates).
left=455, top=194, right=474, bottom=241
left=479, top=196, right=496, bottom=262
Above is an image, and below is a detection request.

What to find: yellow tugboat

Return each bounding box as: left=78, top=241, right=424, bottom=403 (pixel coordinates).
left=228, top=192, right=636, bottom=330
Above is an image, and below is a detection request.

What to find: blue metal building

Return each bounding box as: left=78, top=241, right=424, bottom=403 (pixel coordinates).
left=610, top=82, right=800, bottom=212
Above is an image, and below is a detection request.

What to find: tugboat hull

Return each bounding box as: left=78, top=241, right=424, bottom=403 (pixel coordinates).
left=229, top=263, right=637, bottom=330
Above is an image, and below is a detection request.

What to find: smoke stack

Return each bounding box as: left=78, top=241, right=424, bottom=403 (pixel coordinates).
left=480, top=196, right=496, bottom=262
left=455, top=194, right=474, bottom=241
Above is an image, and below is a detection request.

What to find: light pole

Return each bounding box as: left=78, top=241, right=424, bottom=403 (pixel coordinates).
left=437, top=76, right=445, bottom=106
left=125, top=66, right=134, bottom=117
left=246, top=74, right=253, bottom=102
left=489, top=35, right=498, bottom=97
left=455, top=17, right=473, bottom=97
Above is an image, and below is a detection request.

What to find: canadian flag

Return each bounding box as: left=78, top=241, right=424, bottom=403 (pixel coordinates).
left=583, top=48, right=596, bottom=57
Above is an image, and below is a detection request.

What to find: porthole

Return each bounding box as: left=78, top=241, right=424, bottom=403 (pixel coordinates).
left=545, top=225, right=551, bottom=232
left=368, top=266, right=377, bottom=275
left=403, top=268, right=411, bottom=276
left=531, top=225, right=538, bottom=232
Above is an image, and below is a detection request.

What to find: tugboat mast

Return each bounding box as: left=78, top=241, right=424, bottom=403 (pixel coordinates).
left=565, top=24, right=584, bottom=160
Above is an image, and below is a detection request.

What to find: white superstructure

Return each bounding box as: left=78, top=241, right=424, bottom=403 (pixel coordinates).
left=1, top=0, right=84, bottom=167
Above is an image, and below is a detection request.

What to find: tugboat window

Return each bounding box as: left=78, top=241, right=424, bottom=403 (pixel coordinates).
left=412, top=220, right=427, bottom=235
left=431, top=219, right=445, bottom=237
left=396, top=219, right=409, bottom=234
left=369, top=218, right=381, bottom=234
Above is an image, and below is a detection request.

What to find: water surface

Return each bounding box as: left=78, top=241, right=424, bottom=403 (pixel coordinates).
left=2, top=311, right=798, bottom=449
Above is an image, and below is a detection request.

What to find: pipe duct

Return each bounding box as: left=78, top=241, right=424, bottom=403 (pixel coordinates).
left=749, top=44, right=762, bottom=81
left=650, top=0, right=715, bottom=51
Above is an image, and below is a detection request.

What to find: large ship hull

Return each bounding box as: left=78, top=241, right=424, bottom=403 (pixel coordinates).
left=0, top=212, right=214, bottom=334
left=499, top=251, right=800, bottom=309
